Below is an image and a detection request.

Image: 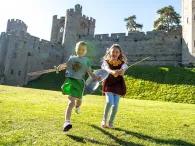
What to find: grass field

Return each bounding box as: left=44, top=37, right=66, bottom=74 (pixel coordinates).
left=0, top=85, right=195, bottom=146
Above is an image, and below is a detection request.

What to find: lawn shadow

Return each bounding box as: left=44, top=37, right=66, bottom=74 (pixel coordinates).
left=89, top=124, right=143, bottom=146
left=114, top=128, right=195, bottom=146
left=66, top=134, right=117, bottom=146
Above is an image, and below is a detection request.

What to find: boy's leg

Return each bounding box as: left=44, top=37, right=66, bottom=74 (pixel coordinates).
left=64, top=96, right=76, bottom=131
left=75, top=99, right=82, bottom=114
left=65, top=96, right=76, bottom=121
left=102, top=92, right=114, bottom=127
left=108, top=94, right=120, bottom=127
left=75, top=99, right=82, bottom=108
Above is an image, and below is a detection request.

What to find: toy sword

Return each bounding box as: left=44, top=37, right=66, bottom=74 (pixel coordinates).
left=27, top=63, right=67, bottom=76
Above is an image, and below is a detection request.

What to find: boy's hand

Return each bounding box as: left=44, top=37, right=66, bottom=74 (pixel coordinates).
left=58, top=64, right=67, bottom=71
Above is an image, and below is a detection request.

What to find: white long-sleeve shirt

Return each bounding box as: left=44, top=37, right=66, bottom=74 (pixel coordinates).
left=101, top=60, right=128, bottom=73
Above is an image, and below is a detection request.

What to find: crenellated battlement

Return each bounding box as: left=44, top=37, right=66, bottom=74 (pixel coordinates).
left=74, top=4, right=82, bottom=13
left=82, top=15, right=96, bottom=24
left=8, top=19, right=27, bottom=28
left=53, top=15, right=65, bottom=21
left=80, top=31, right=181, bottom=41
left=0, top=32, right=7, bottom=38
left=6, top=19, right=28, bottom=35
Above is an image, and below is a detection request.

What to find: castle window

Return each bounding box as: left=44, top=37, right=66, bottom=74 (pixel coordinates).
left=187, top=17, right=189, bottom=24
left=38, top=47, right=40, bottom=52
left=134, top=39, right=138, bottom=42
left=15, top=43, right=18, bottom=48
left=60, top=27, right=64, bottom=33
left=18, top=71, right=21, bottom=76
left=88, top=28, right=90, bottom=34
left=13, top=52, right=17, bottom=58
left=194, top=40, right=195, bottom=47
left=10, top=69, right=14, bottom=75
left=194, top=15, right=195, bottom=20
left=27, top=52, right=31, bottom=56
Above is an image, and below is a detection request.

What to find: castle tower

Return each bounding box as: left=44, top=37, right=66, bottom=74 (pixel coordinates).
left=62, top=5, right=81, bottom=57
left=62, top=4, right=96, bottom=57
left=50, top=15, right=65, bottom=44
left=75, top=4, right=82, bottom=14
left=49, top=4, right=96, bottom=58
left=182, top=0, right=195, bottom=64
left=6, top=19, right=27, bottom=36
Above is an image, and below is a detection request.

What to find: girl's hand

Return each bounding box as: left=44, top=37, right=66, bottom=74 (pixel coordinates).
left=112, top=70, right=119, bottom=77
left=117, top=69, right=125, bottom=76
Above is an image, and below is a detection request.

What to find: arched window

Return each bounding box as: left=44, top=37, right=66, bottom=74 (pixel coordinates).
left=10, top=69, right=14, bottom=75
left=18, top=71, right=21, bottom=76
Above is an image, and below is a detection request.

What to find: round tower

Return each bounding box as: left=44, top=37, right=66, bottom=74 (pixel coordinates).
left=6, top=19, right=27, bottom=36
left=182, top=0, right=195, bottom=65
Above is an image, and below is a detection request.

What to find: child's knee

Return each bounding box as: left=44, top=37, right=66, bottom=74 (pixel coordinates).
left=68, top=100, right=75, bottom=108
left=112, top=104, right=118, bottom=110
left=106, top=100, right=113, bottom=107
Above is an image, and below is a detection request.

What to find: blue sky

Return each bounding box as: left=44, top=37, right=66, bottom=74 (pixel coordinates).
left=0, top=0, right=181, bottom=40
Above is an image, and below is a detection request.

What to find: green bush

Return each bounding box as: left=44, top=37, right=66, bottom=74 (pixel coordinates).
left=124, top=66, right=195, bottom=104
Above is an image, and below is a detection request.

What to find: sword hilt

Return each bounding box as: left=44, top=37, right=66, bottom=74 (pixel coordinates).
left=54, top=66, right=59, bottom=74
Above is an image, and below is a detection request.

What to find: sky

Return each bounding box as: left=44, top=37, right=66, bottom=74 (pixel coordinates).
left=0, top=0, right=181, bottom=41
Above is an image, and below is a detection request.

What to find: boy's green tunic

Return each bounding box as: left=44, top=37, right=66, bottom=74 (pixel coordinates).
left=61, top=55, right=91, bottom=99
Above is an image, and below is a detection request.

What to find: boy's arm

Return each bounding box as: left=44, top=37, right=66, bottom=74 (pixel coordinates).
left=57, top=63, right=67, bottom=71
left=58, top=56, right=73, bottom=71
left=87, top=68, right=102, bottom=80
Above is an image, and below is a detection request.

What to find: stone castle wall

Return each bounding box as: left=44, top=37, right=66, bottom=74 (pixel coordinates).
left=0, top=29, right=64, bottom=85
left=80, top=31, right=182, bottom=66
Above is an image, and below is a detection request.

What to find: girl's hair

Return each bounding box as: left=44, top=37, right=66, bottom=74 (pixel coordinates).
left=103, top=44, right=127, bottom=63
left=75, top=41, right=87, bottom=54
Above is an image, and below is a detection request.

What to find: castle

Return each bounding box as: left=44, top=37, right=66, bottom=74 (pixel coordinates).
left=0, top=2, right=194, bottom=86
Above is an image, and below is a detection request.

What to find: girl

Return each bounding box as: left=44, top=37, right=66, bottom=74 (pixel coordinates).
left=101, top=44, right=128, bottom=128
left=61, top=41, right=100, bottom=132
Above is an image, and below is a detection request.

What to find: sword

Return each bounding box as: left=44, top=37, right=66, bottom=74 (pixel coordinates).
left=127, top=57, right=150, bottom=69
left=27, top=63, right=67, bottom=76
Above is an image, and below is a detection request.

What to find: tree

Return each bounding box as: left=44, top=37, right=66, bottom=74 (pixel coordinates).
left=124, top=15, right=143, bottom=32
left=154, top=5, right=181, bottom=32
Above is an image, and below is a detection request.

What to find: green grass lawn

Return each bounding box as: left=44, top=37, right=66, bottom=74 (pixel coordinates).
left=0, top=85, right=195, bottom=146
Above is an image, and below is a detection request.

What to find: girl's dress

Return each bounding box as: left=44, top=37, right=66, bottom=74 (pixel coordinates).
left=102, top=60, right=127, bottom=96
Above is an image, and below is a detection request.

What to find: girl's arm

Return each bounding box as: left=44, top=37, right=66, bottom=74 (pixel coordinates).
left=117, top=63, right=128, bottom=76
left=101, top=60, right=118, bottom=76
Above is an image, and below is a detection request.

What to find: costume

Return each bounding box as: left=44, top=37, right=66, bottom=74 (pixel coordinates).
left=61, top=55, right=91, bottom=99
left=101, top=59, right=128, bottom=124
left=102, top=60, right=127, bottom=96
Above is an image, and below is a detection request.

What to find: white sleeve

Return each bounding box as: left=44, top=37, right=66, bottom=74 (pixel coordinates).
left=121, top=63, right=128, bottom=71
left=101, top=61, right=112, bottom=73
